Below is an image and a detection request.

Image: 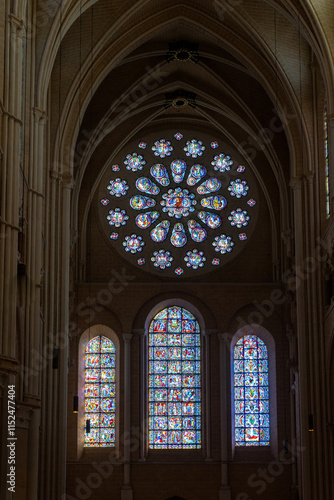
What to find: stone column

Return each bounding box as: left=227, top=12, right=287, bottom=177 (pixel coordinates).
left=286, top=326, right=298, bottom=492
left=15, top=405, right=33, bottom=499
left=218, top=333, right=231, bottom=500
left=122, top=333, right=133, bottom=500
left=0, top=12, right=24, bottom=357
left=290, top=176, right=311, bottom=499
left=57, top=174, right=73, bottom=499
left=138, top=329, right=147, bottom=461
left=25, top=107, right=47, bottom=398
left=204, top=330, right=212, bottom=461
left=327, top=113, right=334, bottom=217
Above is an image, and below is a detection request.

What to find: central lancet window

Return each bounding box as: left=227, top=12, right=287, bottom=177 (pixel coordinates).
left=148, top=306, right=201, bottom=449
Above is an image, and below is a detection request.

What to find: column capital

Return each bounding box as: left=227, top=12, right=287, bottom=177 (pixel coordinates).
left=304, top=171, right=315, bottom=184
left=123, top=333, right=133, bottom=344
left=286, top=327, right=295, bottom=342
left=327, top=112, right=334, bottom=123
left=61, top=173, right=75, bottom=189
left=204, top=328, right=218, bottom=336
left=9, top=13, right=25, bottom=34
left=289, top=176, right=303, bottom=190
left=33, top=107, right=47, bottom=124
left=217, top=332, right=232, bottom=346
left=0, top=373, right=7, bottom=398
left=133, top=328, right=146, bottom=336
left=16, top=404, right=33, bottom=430
left=50, top=169, right=60, bottom=181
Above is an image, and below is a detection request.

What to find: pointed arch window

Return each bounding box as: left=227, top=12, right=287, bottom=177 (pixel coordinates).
left=148, top=306, right=201, bottom=449
left=84, top=335, right=116, bottom=447
left=233, top=334, right=270, bottom=446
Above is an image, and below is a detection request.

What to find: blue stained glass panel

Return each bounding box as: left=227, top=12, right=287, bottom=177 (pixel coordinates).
left=86, top=337, right=100, bottom=353
left=233, top=335, right=270, bottom=446
left=149, top=306, right=201, bottom=449
left=84, top=336, right=116, bottom=447
left=168, top=334, right=182, bottom=346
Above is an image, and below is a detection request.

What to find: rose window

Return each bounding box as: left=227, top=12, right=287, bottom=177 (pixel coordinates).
left=99, top=133, right=258, bottom=277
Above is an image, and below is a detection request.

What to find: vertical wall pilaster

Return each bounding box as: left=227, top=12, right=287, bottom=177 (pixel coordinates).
left=122, top=333, right=133, bottom=500
left=0, top=12, right=24, bottom=357
left=290, top=177, right=309, bottom=499
left=218, top=333, right=231, bottom=500
left=204, top=330, right=212, bottom=461
left=138, top=329, right=147, bottom=462
left=327, top=114, right=334, bottom=217
left=57, top=175, right=73, bottom=499
left=24, top=107, right=47, bottom=398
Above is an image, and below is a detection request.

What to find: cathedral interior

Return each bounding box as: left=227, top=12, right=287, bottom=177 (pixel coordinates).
left=0, top=1, right=334, bottom=499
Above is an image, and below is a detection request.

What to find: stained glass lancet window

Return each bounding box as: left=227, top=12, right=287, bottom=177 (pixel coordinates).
left=148, top=306, right=201, bottom=449
left=233, top=335, right=270, bottom=446
left=84, top=336, right=116, bottom=447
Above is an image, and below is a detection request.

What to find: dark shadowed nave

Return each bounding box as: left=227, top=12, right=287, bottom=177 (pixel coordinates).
left=0, top=1, right=334, bottom=499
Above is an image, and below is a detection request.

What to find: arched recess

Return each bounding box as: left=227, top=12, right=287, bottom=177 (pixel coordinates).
left=230, top=324, right=278, bottom=459
left=51, top=7, right=307, bottom=181
left=37, top=0, right=334, bottom=114
left=77, top=324, right=120, bottom=460
left=76, top=112, right=281, bottom=283
left=136, top=297, right=214, bottom=461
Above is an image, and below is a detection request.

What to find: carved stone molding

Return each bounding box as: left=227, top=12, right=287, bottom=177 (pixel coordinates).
left=289, top=177, right=303, bottom=190
left=9, top=13, right=25, bottom=35
left=0, top=372, right=7, bottom=398
left=0, top=356, right=20, bottom=375
left=204, top=328, right=218, bottom=337
left=33, top=107, right=47, bottom=124
left=62, top=173, right=75, bottom=190
left=50, top=169, right=61, bottom=181
left=132, top=328, right=146, bottom=336
left=123, top=333, right=133, bottom=344
left=16, top=404, right=33, bottom=430
left=218, top=332, right=232, bottom=346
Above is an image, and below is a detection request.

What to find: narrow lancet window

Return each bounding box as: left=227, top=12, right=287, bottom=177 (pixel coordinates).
left=84, top=336, right=116, bottom=447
